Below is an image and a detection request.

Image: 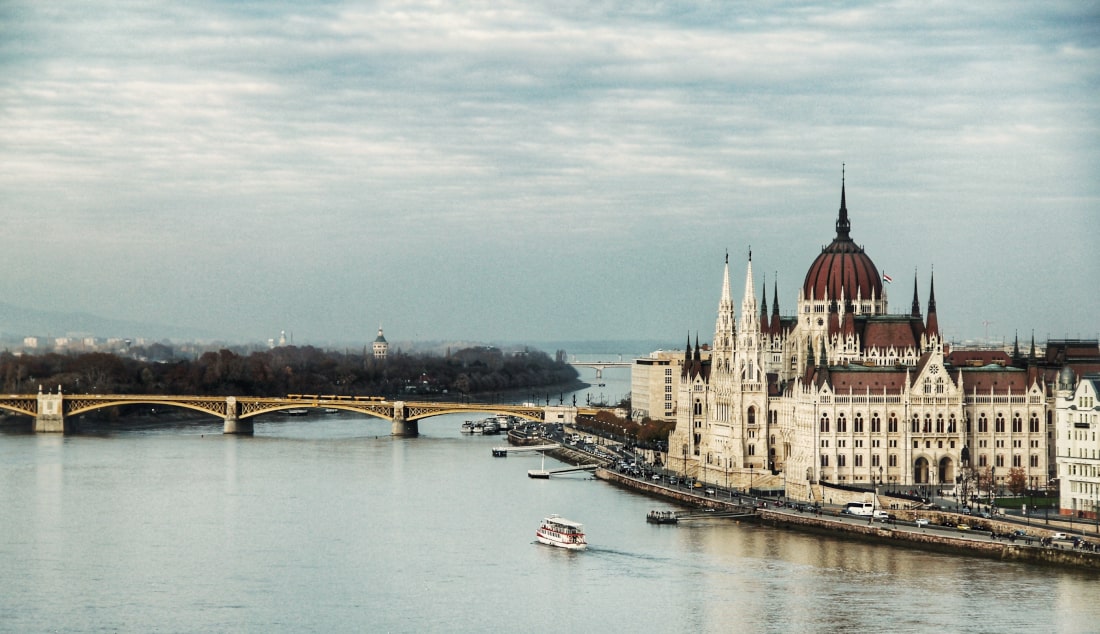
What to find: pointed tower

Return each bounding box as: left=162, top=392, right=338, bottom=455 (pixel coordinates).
left=910, top=272, right=922, bottom=318
left=769, top=279, right=781, bottom=335
left=712, top=252, right=737, bottom=373
left=759, top=276, right=770, bottom=336
left=739, top=250, right=759, bottom=336
left=924, top=270, right=940, bottom=348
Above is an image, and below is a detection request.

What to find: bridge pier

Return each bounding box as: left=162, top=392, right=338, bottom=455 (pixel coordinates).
left=223, top=397, right=253, bottom=435
left=391, top=401, right=418, bottom=437
left=35, top=387, right=69, bottom=433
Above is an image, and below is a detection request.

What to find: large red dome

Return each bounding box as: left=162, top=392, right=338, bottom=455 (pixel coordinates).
left=802, top=182, right=882, bottom=302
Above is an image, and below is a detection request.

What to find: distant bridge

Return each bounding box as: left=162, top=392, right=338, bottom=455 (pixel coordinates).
left=569, top=356, right=632, bottom=380
left=0, top=389, right=587, bottom=436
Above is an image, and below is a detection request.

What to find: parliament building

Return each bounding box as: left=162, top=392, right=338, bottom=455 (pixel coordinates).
left=660, top=177, right=1100, bottom=507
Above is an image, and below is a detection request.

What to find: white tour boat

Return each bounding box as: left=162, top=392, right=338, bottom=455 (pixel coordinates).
left=535, top=515, right=587, bottom=550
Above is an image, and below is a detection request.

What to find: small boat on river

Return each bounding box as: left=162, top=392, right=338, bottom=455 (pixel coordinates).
left=535, top=515, right=587, bottom=550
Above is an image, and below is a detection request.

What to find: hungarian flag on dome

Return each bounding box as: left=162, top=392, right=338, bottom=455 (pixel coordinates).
left=882, top=272, right=892, bottom=283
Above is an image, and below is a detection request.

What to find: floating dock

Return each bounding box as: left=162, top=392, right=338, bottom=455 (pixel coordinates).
left=528, top=464, right=599, bottom=479
left=491, top=444, right=559, bottom=457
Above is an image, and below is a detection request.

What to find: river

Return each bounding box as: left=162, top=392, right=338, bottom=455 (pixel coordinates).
left=1, top=348, right=1097, bottom=632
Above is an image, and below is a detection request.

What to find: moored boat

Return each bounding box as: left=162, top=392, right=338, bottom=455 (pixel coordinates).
left=461, top=421, right=475, bottom=434
left=535, top=515, right=587, bottom=550
left=646, top=510, right=679, bottom=524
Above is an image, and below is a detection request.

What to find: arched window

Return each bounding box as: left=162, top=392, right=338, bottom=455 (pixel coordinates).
left=923, top=414, right=932, bottom=433
left=888, top=414, right=898, bottom=433
left=936, top=414, right=945, bottom=434
left=995, top=414, right=1005, bottom=433
left=854, top=413, right=864, bottom=433
left=948, top=414, right=957, bottom=433
left=871, top=413, right=881, bottom=433
left=837, top=413, right=847, bottom=433
left=748, top=406, right=756, bottom=426
left=1030, top=413, right=1040, bottom=433
left=911, top=415, right=920, bottom=433
left=978, top=414, right=988, bottom=433
left=820, top=414, right=830, bottom=433
left=1012, top=414, right=1023, bottom=433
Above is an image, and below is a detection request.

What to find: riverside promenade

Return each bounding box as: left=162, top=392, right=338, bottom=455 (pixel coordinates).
left=594, top=468, right=1100, bottom=572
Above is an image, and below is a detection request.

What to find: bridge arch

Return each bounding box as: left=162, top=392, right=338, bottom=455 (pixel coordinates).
left=237, top=403, right=393, bottom=421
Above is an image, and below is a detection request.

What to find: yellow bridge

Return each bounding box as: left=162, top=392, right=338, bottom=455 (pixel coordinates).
left=3, top=389, right=574, bottom=436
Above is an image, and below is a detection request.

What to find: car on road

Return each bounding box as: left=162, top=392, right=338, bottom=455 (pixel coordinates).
left=651, top=473, right=661, bottom=481
left=1051, top=532, right=1069, bottom=540
left=915, top=518, right=930, bottom=527
left=705, top=487, right=716, bottom=496
left=957, top=524, right=972, bottom=532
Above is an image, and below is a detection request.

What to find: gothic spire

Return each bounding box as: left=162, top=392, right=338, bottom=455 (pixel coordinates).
left=925, top=270, right=939, bottom=338
left=1029, top=331, right=1037, bottom=362
left=836, top=164, right=851, bottom=240
left=910, top=270, right=922, bottom=318
left=770, top=277, right=782, bottom=334
left=739, top=250, right=758, bottom=334
left=759, top=275, right=769, bottom=335
left=715, top=251, right=736, bottom=343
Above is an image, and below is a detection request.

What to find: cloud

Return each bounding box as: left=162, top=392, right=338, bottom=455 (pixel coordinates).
left=0, top=0, right=1096, bottom=343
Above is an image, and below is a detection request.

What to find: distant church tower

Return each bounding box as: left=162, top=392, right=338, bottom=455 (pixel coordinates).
left=372, top=325, right=389, bottom=359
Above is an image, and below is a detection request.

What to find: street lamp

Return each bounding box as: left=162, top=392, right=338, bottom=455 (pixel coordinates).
left=879, top=465, right=884, bottom=507
left=990, top=467, right=995, bottom=515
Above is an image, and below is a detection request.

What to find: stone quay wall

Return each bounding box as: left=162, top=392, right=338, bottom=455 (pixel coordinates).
left=596, top=469, right=1100, bottom=572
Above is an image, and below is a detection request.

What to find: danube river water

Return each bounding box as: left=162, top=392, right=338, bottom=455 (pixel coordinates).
left=1, top=356, right=1098, bottom=632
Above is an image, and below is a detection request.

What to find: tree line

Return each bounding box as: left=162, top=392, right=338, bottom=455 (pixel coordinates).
left=0, top=345, right=580, bottom=398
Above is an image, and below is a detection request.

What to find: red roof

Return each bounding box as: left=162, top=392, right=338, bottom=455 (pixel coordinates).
left=829, top=369, right=910, bottom=393
left=960, top=368, right=1030, bottom=394
left=861, top=318, right=920, bottom=350
left=946, top=350, right=1012, bottom=366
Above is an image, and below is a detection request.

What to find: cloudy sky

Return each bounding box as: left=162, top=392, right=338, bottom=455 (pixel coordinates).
left=2, top=1, right=1097, bottom=347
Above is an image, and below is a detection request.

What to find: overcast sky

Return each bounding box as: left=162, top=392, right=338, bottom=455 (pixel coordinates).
left=2, top=1, right=1097, bottom=348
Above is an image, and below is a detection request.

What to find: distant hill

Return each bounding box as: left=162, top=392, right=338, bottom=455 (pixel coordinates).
left=0, top=301, right=219, bottom=342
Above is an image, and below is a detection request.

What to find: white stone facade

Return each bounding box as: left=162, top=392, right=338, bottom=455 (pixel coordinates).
left=666, top=184, right=1059, bottom=501
left=1055, top=372, right=1100, bottom=519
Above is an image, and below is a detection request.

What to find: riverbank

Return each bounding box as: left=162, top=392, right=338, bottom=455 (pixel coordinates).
left=595, top=468, right=1100, bottom=572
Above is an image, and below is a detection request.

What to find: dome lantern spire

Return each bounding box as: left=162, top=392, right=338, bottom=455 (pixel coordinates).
left=836, top=164, right=851, bottom=240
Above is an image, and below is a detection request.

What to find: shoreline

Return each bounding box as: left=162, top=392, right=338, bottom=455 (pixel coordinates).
left=593, top=467, right=1100, bottom=572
